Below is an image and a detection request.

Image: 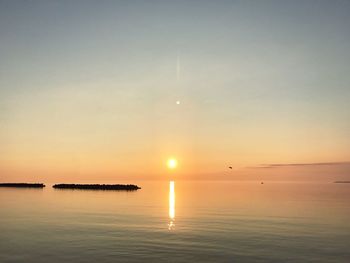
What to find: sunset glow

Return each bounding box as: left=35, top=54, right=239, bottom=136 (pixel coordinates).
left=0, top=1, right=349, bottom=183
left=1, top=1, right=350, bottom=262
left=167, top=159, right=178, bottom=170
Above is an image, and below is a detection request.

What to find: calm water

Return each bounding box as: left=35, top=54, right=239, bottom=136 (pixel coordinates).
left=1, top=181, right=350, bottom=262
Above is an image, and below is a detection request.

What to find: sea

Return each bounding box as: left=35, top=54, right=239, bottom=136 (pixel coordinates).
left=0, top=181, right=349, bottom=262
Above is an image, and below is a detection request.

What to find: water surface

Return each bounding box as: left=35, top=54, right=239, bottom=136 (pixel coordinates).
left=0, top=181, right=349, bottom=262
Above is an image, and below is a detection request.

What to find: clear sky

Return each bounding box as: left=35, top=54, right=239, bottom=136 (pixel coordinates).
left=1, top=0, right=349, bottom=182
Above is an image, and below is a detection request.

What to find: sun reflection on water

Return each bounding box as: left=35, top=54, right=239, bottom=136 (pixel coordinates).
left=168, top=181, right=175, bottom=230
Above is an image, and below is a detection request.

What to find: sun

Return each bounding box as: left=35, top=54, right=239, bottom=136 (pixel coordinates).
left=167, top=158, right=178, bottom=169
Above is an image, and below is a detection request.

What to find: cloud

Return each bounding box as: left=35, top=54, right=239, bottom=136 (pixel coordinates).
left=248, top=162, right=350, bottom=169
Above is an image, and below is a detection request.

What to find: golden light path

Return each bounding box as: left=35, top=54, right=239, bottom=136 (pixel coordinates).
left=168, top=181, right=175, bottom=230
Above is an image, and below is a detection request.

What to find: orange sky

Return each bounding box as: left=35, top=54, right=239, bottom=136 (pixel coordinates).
left=1, top=1, right=349, bottom=182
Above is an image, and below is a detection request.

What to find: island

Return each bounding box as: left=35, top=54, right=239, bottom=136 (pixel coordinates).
left=0, top=183, right=45, bottom=188
left=52, top=184, right=141, bottom=190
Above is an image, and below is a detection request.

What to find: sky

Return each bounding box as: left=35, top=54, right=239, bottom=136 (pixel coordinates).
left=0, top=0, right=350, bottom=182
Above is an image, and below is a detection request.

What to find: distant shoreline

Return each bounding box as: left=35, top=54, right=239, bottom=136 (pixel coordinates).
left=52, top=184, right=141, bottom=191
left=0, top=183, right=45, bottom=188
left=334, top=181, right=350, bottom=183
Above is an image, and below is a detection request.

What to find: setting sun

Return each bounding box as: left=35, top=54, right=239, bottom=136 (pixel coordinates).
left=167, top=158, right=178, bottom=169
left=1, top=1, right=349, bottom=262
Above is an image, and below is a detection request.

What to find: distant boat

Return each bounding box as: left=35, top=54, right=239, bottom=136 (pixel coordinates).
left=52, top=184, right=141, bottom=191
left=261, top=182, right=264, bottom=184
left=0, top=183, right=45, bottom=188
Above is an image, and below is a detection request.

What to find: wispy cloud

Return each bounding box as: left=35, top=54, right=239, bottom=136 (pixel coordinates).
left=248, top=162, right=350, bottom=169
